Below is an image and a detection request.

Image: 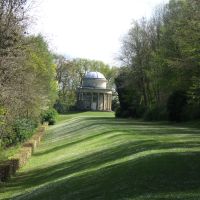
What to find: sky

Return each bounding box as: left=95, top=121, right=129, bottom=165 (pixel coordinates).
left=30, top=0, right=169, bottom=66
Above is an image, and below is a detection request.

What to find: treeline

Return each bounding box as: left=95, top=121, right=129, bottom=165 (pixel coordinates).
left=116, top=0, right=200, bottom=122
left=0, top=0, right=57, bottom=148
left=54, top=56, right=118, bottom=113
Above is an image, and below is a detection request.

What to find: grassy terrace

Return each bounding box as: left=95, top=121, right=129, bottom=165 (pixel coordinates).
left=1, top=112, right=200, bottom=200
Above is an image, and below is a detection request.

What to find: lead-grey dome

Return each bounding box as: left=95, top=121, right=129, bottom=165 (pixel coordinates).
left=82, top=71, right=107, bottom=89
left=84, top=71, right=106, bottom=79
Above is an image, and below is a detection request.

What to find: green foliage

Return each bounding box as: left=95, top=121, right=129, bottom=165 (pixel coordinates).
left=24, top=35, right=58, bottom=112
left=41, top=108, right=58, bottom=125
left=2, top=119, right=37, bottom=147
left=186, top=105, right=200, bottom=121
left=13, top=119, right=37, bottom=143
left=115, top=107, right=127, bottom=118
left=167, top=90, right=188, bottom=122
left=0, top=34, right=58, bottom=146
left=143, top=106, right=168, bottom=121
left=54, top=100, right=77, bottom=114
left=117, top=0, right=200, bottom=122
left=115, top=68, right=146, bottom=118
left=111, top=96, right=119, bottom=112
left=0, top=2, right=57, bottom=147
left=188, top=76, right=200, bottom=105
left=0, top=106, right=6, bottom=126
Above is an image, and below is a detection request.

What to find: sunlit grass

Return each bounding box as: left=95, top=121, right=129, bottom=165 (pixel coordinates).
left=1, top=111, right=200, bottom=200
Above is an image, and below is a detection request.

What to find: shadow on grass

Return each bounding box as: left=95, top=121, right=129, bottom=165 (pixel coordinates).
left=5, top=131, right=200, bottom=197
left=89, top=116, right=200, bottom=130
left=14, top=151, right=200, bottom=200
left=47, top=118, right=200, bottom=150
left=2, top=116, right=200, bottom=200
left=34, top=129, right=129, bottom=156
left=35, top=126, right=200, bottom=158
left=73, top=117, right=200, bottom=134
left=12, top=140, right=155, bottom=186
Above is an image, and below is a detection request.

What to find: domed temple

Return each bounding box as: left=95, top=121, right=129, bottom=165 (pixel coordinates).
left=77, top=72, right=112, bottom=111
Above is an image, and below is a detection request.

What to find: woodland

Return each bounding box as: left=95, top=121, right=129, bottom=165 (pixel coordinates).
left=115, top=0, right=200, bottom=122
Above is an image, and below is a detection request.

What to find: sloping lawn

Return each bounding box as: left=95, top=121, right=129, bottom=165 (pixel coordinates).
left=1, top=112, right=200, bottom=200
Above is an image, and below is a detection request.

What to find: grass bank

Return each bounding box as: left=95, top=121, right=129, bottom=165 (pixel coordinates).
left=1, top=112, right=200, bottom=200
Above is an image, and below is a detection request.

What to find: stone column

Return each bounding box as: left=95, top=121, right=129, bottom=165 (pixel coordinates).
left=91, top=93, right=93, bottom=102
left=83, top=92, right=85, bottom=109
left=81, top=92, right=83, bottom=100
left=108, top=94, right=110, bottom=111
left=91, top=93, right=93, bottom=109
left=110, top=94, right=112, bottom=111
left=105, top=94, right=107, bottom=111
left=103, top=94, right=105, bottom=111
left=97, top=93, right=100, bottom=110
left=106, top=94, right=108, bottom=111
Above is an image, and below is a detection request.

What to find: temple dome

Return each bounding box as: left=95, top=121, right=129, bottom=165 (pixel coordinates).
left=82, top=71, right=107, bottom=89
left=84, top=71, right=106, bottom=79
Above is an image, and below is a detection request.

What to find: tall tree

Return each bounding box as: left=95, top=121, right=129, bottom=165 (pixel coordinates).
left=117, top=0, right=200, bottom=121
left=0, top=1, right=58, bottom=147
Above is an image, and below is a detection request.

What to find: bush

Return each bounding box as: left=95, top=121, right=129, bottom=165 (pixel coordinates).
left=54, top=100, right=77, bottom=114
left=48, top=118, right=56, bottom=125
left=167, top=90, right=188, bottom=122
left=143, top=105, right=168, bottom=121
left=112, top=97, right=119, bottom=112
left=115, top=104, right=146, bottom=119
left=115, top=107, right=132, bottom=118
left=183, top=104, right=200, bottom=121
left=1, top=128, right=14, bottom=148
left=115, top=107, right=121, bottom=118
left=11, top=118, right=37, bottom=145
left=41, top=108, right=58, bottom=125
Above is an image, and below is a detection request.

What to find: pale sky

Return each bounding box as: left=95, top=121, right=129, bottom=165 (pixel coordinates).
left=30, top=0, right=169, bottom=66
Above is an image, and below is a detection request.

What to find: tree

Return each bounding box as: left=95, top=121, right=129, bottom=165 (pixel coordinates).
left=117, top=0, right=200, bottom=121
left=0, top=1, right=58, bottom=147
left=115, top=67, right=142, bottom=118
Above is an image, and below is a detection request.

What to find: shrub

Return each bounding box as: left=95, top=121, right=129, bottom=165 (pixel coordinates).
left=143, top=105, right=168, bottom=121
left=115, top=105, right=146, bottom=119
left=112, top=97, right=119, bottom=112
left=48, top=118, right=56, bottom=125
left=183, top=104, right=200, bottom=121
left=54, top=100, right=77, bottom=114
left=11, top=118, right=37, bottom=145
left=1, top=128, right=13, bottom=148
left=115, top=107, right=129, bottom=118
left=115, top=107, right=122, bottom=118
left=167, top=90, right=188, bottom=122
left=41, top=108, right=58, bottom=125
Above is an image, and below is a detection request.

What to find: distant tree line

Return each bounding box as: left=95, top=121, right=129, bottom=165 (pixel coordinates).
left=115, top=0, right=200, bottom=122
left=54, top=57, right=119, bottom=113
left=0, top=0, right=57, bottom=148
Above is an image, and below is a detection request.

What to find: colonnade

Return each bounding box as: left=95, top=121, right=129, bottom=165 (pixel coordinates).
left=78, top=91, right=112, bottom=111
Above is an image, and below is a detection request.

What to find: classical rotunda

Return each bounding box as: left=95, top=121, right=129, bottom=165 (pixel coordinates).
left=77, top=72, right=112, bottom=111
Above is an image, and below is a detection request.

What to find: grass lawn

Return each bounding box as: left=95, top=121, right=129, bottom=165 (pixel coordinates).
left=1, top=112, right=200, bottom=200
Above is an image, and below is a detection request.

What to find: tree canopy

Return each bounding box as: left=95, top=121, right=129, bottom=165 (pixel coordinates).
left=0, top=0, right=57, bottom=147
left=116, top=0, right=200, bottom=121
